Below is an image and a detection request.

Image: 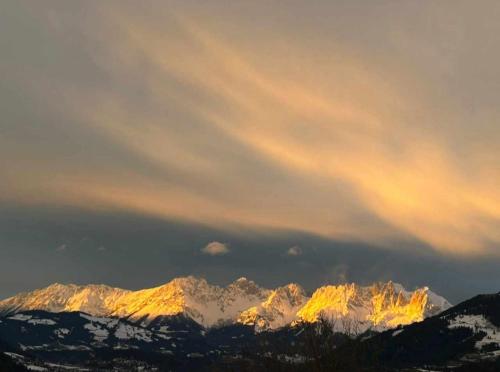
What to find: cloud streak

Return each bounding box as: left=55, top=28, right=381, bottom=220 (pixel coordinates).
left=1, top=1, right=500, bottom=255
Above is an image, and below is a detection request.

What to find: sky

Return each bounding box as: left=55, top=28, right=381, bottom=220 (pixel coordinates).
left=1, top=1, right=499, bottom=303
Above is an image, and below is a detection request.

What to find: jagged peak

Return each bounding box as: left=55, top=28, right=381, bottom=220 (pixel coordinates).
left=166, top=276, right=211, bottom=288
left=40, top=282, right=78, bottom=291
left=226, top=277, right=264, bottom=295
left=41, top=282, right=126, bottom=292
left=234, top=276, right=249, bottom=282
left=271, top=283, right=306, bottom=298
left=262, top=283, right=308, bottom=309
left=229, top=277, right=258, bottom=287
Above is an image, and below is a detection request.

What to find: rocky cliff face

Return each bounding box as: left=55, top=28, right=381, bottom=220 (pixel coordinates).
left=238, top=283, right=309, bottom=330
left=296, top=281, right=451, bottom=332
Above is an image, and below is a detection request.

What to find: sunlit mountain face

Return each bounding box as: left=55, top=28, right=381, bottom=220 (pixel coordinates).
left=0, top=277, right=451, bottom=332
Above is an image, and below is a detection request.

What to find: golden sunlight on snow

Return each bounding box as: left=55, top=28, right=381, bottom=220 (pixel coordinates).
left=0, top=278, right=451, bottom=332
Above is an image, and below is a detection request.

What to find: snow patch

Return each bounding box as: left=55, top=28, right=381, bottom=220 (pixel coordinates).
left=83, top=322, right=109, bottom=342
left=8, top=314, right=32, bottom=321
left=54, top=328, right=70, bottom=338
left=7, top=314, right=56, bottom=325
left=27, top=318, right=56, bottom=325
left=448, top=314, right=500, bottom=350
left=392, top=329, right=404, bottom=337
left=80, top=313, right=118, bottom=327
left=27, top=366, right=47, bottom=371
left=4, top=351, right=25, bottom=360
left=46, top=363, right=90, bottom=371
left=157, top=326, right=171, bottom=333
left=19, top=344, right=51, bottom=351
left=114, top=323, right=153, bottom=342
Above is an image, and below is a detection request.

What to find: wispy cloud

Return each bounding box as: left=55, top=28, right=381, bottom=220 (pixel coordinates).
left=1, top=1, right=500, bottom=255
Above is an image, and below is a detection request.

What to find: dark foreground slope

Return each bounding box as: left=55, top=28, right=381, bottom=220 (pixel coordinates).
left=0, top=293, right=499, bottom=371
left=0, top=339, right=26, bottom=372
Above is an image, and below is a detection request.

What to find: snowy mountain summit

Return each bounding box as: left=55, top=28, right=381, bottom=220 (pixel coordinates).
left=296, top=281, right=451, bottom=332
left=0, top=277, right=451, bottom=332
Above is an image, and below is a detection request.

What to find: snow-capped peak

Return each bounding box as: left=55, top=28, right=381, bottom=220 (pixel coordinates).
left=296, top=281, right=452, bottom=333
left=0, top=283, right=129, bottom=316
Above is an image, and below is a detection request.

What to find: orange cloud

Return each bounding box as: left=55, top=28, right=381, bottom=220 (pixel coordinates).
left=2, top=2, right=500, bottom=255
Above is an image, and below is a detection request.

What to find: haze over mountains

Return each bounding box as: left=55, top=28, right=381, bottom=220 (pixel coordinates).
left=0, top=276, right=451, bottom=332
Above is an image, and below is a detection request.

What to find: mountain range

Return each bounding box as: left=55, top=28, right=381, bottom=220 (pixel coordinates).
left=0, top=276, right=451, bottom=333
